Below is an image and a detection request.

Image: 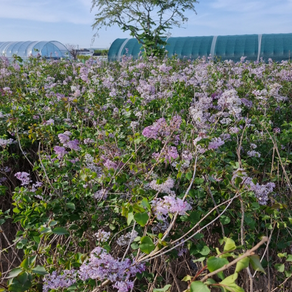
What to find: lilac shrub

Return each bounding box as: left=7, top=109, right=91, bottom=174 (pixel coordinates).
left=1, top=54, right=292, bottom=292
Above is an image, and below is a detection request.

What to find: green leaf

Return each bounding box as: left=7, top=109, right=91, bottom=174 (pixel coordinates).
left=127, top=212, right=134, bottom=225
left=20, top=258, right=29, bottom=270
left=8, top=272, right=32, bottom=292
left=235, top=257, right=250, bottom=273
left=134, top=212, right=149, bottom=227
left=32, top=265, right=48, bottom=275
left=140, top=236, right=155, bottom=254
left=182, top=275, right=192, bottom=282
left=207, top=256, right=228, bottom=279
left=286, top=254, right=292, bottom=262
left=141, top=198, right=151, bottom=211
left=220, top=215, right=231, bottom=225
left=190, top=281, right=210, bottom=292
left=199, top=245, right=210, bottom=256
left=48, top=220, right=58, bottom=227
left=220, top=273, right=244, bottom=292
left=66, top=202, right=75, bottom=210
left=7, top=268, right=22, bottom=279
left=275, top=263, right=285, bottom=273
left=207, top=257, right=229, bottom=272
left=39, top=227, right=52, bottom=234
left=153, top=284, right=172, bottom=292
left=223, top=238, right=236, bottom=252
left=52, top=227, right=69, bottom=235
left=249, top=255, right=265, bottom=274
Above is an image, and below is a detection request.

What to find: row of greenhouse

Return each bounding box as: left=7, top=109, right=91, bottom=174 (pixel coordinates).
left=1, top=33, right=292, bottom=62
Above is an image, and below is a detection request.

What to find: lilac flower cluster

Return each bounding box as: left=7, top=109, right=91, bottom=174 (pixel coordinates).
left=54, top=131, right=81, bottom=159
left=244, top=178, right=275, bottom=205
left=151, top=195, right=192, bottom=220
left=14, top=172, right=31, bottom=186
left=116, top=230, right=138, bottom=246
left=153, top=146, right=179, bottom=163
left=93, top=188, right=108, bottom=200
left=149, top=177, right=175, bottom=195
left=0, top=138, right=14, bottom=147
left=94, top=229, right=111, bottom=242
left=43, top=269, right=77, bottom=292
left=54, top=146, right=68, bottom=159
left=247, top=150, right=261, bottom=158
left=232, top=169, right=275, bottom=205
left=142, top=115, right=181, bottom=140
left=208, top=137, right=225, bottom=150
left=78, top=246, right=145, bottom=292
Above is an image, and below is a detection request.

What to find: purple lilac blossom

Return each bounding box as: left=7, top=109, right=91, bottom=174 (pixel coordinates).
left=104, top=159, right=118, bottom=170
left=149, top=177, right=175, bottom=195
left=43, top=270, right=77, bottom=292
left=66, top=139, right=81, bottom=151
left=247, top=150, right=261, bottom=158
left=45, top=119, right=54, bottom=125
left=151, top=195, right=192, bottom=220
left=116, top=230, right=138, bottom=246
left=14, top=172, right=31, bottom=186
left=245, top=178, right=275, bottom=205
left=208, top=137, right=225, bottom=150
left=54, top=146, right=68, bottom=159
left=84, top=138, right=95, bottom=144
left=78, top=246, right=145, bottom=292
left=58, top=133, right=70, bottom=144
left=93, top=188, right=108, bottom=200
left=0, top=138, right=14, bottom=147
left=30, top=182, right=43, bottom=192
left=94, top=230, right=111, bottom=242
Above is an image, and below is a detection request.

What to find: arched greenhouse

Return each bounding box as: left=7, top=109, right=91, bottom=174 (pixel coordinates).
left=108, top=33, right=292, bottom=62
left=0, top=41, right=70, bottom=59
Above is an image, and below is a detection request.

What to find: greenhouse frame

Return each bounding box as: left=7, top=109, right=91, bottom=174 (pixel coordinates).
left=108, top=33, right=292, bottom=62
left=0, top=41, right=70, bottom=59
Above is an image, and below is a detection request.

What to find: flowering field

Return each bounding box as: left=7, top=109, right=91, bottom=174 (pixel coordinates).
left=1, top=54, right=292, bottom=292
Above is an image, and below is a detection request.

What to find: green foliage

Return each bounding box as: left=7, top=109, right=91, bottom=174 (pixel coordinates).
left=91, top=0, right=198, bottom=57
left=1, top=55, right=292, bottom=291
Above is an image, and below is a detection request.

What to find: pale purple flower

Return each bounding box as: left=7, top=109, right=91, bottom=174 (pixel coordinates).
left=0, top=138, right=14, bottom=147
left=116, top=230, right=138, bottom=246
left=78, top=246, right=145, bottom=291
left=94, top=230, right=111, bottom=242
left=84, top=138, right=95, bottom=144
left=230, top=127, right=240, bottom=134
left=104, top=159, right=118, bottom=170
left=67, top=139, right=80, bottom=151
left=246, top=179, right=275, bottom=205
left=54, top=146, right=67, bottom=159
left=247, top=150, right=261, bottom=158
left=149, top=177, right=175, bottom=195
left=43, top=270, right=77, bottom=292
left=153, top=146, right=179, bottom=163
left=151, top=195, right=192, bottom=220
left=0, top=177, right=7, bottom=184
left=15, top=172, right=31, bottom=186
left=45, top=119, right=54, bottom=125
left=208, top=137, right=225, bottom=150
left=58, top=133, right=70, bottom=144
left=3, top=87, right=12, bottom=94
left=30, top=181, right=43, bottom=192
left=93, top=188, right=108, bottom=200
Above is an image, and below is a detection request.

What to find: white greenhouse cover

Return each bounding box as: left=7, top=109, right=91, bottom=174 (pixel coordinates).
left=0, top=41, right=69, bottom=59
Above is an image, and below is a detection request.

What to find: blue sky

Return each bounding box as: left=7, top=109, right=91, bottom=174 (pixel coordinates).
left=1, top=0, right=292, bottom=49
